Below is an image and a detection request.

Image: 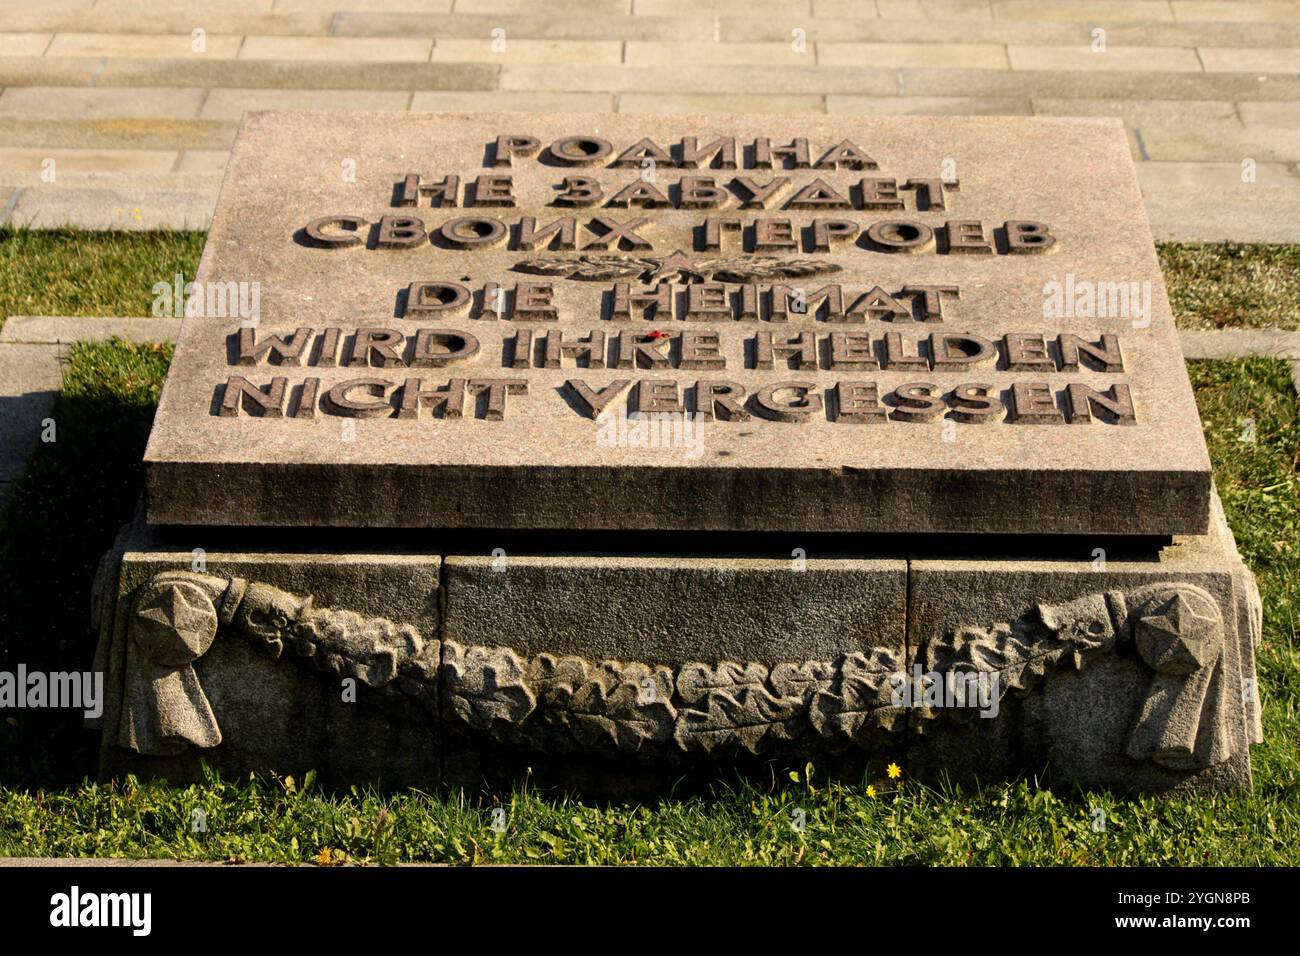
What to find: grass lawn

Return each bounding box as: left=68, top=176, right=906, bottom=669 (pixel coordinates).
left=1160, top=243, right=1300, bottom=330
left=0, top=227, right=205, bottom=331
left=0, top=234, right=1296, bottom=864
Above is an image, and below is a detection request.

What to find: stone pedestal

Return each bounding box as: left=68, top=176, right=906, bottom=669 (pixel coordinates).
left=90, top=111, right=1263, bottom=796
left=91, top=493, right=1261, bottom=796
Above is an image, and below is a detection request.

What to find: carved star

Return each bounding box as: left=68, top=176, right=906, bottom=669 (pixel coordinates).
left=1136, top=591, right=1218, bottom=674
left=139, top=585, right=208, bottom=635
left=135, top=581, right=219, bottom=663
left=644, top=250, right=704, bottom=283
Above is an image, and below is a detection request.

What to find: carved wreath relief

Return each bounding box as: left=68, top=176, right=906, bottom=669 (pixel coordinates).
left=117, top=572, right=1238, bottom=773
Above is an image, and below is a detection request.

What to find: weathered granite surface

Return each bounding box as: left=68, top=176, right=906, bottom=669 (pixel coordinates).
left=92, top=530, right=442, bottom=790
left=906, top=496, right=1262, bottom=794
left=93, top=492, right=1261, bottom=796
left=143, top=111, right=1211, bottom=536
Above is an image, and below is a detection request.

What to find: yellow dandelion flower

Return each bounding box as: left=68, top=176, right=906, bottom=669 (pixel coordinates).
left=886, top=762, right=902, bottom=779
left=866, top=785, right=877, bottom=798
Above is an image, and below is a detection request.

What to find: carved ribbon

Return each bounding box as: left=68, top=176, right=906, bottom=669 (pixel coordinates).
left=114, top=573, right=1238, bottom=772
left=1122, top=584, right=1229, bottom=770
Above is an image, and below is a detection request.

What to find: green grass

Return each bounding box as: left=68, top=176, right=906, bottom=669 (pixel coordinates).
left=0, top=765, right=1290, bottom=866
left=0, top=236, right=1297, bottom=864
left=0, top=342, right=1295, bottom=865
left=0, top=226, right=205, bottom=330
left=1159, top=243, right=1300, bottom=330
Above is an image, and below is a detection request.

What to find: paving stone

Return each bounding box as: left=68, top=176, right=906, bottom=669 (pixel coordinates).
left=1237, top=101, right=1300, bottom=127
left=177, top=149, right=231, bottom=172
left=1172, top=1, right=1300, bottom=22
left=94, top=0, right=268, bottom=11
left=0, top=8, right=332, bottom=35
left=432, top=39, right=624, bottom=65
left=994, top=0, right=1174, bottom=21
left=6, top=185, right=215, bottom=230
left=199, top=88, right=411, bottom=121
left=819, top=42, right=1010, bottom=69
left=275, top=0, right=451, bottom=9
left=872, top=0, right=992, bottom=18
left=498, top=63, right=900, bottom=95
left=0, top=147, right=177, bottom=175
left=1032, top=97, right=1238, bottom=125
left=409, top=90, right=614, bottom=112
left=724, top=16, right=1080, bottom=44
left=1100, top=22, right=1300, bottom=48
left=1139, top=121, right=1300, bottom=164
left=46, top=33, right=244, bottom=59
left=95, top=58, right=495, bottom=91
left=1178, top=329, right=1300, bottom=360
left=1008, top=45, right=1203, bottom=73
left=454, top=0, right=630, bottom=13
left=827, top=94, right=1032, bottom=114
left=873, top=0, right=993, bottom=18
left=0, top=33, right=51, bottom=57
left=0, top=315, right=182, bottom=346
left=335, top=11, right=716, bottom=41
left=626, top=42, right=812, bottom=68
left=616, top=92, right=826, bottom=113
left=1144, top=186, right=1300, bottom=243
left=0, top=55, right=101, bottom=87
left=0, top=170, right=226, bottom=191
left=1137, top=161, right=1299, bottom=189
left=0, top=117, right=238, bottom=151
left=238, top=36, right=433, bottom=62
left=0, top=86, right=206, bottom=119
left=899, top=67, right=1300, bottom=101
left=660, top=0, right=813, bottom=12
left=1199, top=47, right=1300, bottom=74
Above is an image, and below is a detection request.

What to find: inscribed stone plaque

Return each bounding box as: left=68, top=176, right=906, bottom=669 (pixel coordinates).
left=143, top=112, right=1211, bottom=534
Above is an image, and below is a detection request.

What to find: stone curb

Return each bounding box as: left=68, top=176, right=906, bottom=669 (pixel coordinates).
left=0, top=186, right=216, bottom=231
left=0, top=315, right=183, bottom=346
left=1178, top=328, right=1300, bottom=395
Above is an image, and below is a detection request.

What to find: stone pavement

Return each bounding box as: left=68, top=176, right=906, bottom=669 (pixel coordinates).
left=0, top=0, right=1297, bottom=239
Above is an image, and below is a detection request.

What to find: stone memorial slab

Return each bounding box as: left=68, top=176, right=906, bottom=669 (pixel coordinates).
left=143, top=111, right=1212, bottom=534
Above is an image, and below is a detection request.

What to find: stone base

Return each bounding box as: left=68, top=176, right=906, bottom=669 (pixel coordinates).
left=91, top=494, right=1263, bottom=797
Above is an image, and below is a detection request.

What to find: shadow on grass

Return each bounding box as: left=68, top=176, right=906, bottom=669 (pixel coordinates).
left=0, top=339, right=172, bottom=787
